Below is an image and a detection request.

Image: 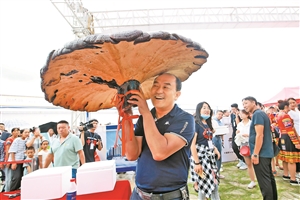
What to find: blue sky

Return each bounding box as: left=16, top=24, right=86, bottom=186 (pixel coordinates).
left=0, top=0, right=299, bottom=110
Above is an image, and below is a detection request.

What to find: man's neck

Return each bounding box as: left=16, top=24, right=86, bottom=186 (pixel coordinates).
left=251, top=108, right=258, bottom=114
left=60, top=133, right=69, bottom=139
left=155, top=105, right=174, bottom=119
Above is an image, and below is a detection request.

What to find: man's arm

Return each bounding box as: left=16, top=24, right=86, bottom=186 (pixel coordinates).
left=127, top=91, right=188, bottom=161
left=78, top=150, right=85, bottom=165
left=141, top=112, right=187, bottom=161
left=10, top=152, right=17, bottom=170
left=125, top=119, right=143, bottom=161
left=44, top=153, right=54, bottom=168
left=26, top=136, right=37, bottom=147
left=79, top=130, right=85, bottom=146
left=97, top=137, right=103, bottom=151
left=252, top=124, right=264, bottom=164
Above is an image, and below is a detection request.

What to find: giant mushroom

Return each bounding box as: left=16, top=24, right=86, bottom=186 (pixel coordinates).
left=40, top=30, right=209, bottom=154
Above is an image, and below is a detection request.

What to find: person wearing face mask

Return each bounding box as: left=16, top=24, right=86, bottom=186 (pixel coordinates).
left=190, top=101, right=221, bottom=200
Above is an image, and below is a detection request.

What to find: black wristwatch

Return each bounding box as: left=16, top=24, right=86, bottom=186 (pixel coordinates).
left=253, top=154, right=259, bottom=158
left=194, top=161, right=200, bottom=165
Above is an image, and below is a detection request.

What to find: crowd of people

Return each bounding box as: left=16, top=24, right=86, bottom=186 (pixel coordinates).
left=0, top=73, right=299, bottom=200
left=123, top=73, right=299, bottom=200
left=0, top=119, right=103, bottom=192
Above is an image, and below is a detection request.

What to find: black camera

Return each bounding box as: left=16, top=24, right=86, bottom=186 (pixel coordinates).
left=79, top=121, right=94, bottom=131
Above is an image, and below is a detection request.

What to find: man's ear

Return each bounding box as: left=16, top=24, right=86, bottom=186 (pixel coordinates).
left=175, top=91, right=181, bottom=100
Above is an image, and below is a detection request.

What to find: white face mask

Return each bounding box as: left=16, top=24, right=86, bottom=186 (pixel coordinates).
left=201, top=115, right=210, bottom=120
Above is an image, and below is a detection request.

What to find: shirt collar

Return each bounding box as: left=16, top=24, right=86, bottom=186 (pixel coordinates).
left=151, top=104, right=178, bottom=119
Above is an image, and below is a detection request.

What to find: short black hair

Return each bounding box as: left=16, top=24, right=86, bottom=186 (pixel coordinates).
left=278, top=100, right=289, bottom=110
left=26, top=146, right=35, bottom=151
left=0, top=123, right=4, bottom=126
left=89, top=119, right=98, bottom=123
left=298, top=104, right=300, bottom=111
left=156, top=73, right=182, bottom=91
left=30, top=127, right=38, bottom=133
left=11, top=127, right=20, bottom=133
left=231, top=103, right=238, bottom=108
left=57, top=120, right=69, bottom=125
left=242, top=96, right=257, bottom=105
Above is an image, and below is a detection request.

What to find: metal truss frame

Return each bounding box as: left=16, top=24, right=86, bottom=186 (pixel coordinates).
left=51, top=0, right=299, bottom=37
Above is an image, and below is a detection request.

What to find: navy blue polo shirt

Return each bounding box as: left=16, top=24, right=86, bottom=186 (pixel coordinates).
left=249, top=109, right=274, bottom=158
left=134, top=104, right=195, bottom=193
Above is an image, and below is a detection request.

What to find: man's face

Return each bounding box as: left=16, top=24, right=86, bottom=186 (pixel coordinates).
left=150, top=74, right=180, bottom=110
left=90, top=121, right=98, bottom=130
left=57, top=123, right=70, bottom=136
left=0, top=124, right=4, bottom=131
left=231, top=107, right=238, bottom=114
left=243, top=100, right=256, bottom=113
left=216, top=111, right=223, bottom=120
left=288, top=99, right=297, bottom=110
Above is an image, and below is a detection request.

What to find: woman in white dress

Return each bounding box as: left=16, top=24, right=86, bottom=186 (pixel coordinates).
left=236, top=109, right=256, bottom=189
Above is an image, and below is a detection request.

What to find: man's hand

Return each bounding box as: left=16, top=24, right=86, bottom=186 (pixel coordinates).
left=251, top=155, right=259, bottom=165
left=295, top=144, right=300, bottom=149
left=127, top=90, right=149, bottom=115
left=11, top=163, right=17, bottom=170
left=78, top=126, right=84, bottom=132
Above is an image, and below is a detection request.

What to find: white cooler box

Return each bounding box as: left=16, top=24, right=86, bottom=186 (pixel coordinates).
left=214, top=126, right=229, bottom=136
left=76, top=160, right=116, bottom=195
left=21, top=166, right=72, bottom=200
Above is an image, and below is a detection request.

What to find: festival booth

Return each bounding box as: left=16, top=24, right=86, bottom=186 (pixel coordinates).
left=263, top=86, right=300, bottom=107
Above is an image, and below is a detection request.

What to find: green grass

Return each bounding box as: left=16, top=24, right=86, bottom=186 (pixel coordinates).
left=187, top=161, right=300, bottom=200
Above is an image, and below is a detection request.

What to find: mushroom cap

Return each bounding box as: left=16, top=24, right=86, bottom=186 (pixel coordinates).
left=40, top=30, right=209, bottom=112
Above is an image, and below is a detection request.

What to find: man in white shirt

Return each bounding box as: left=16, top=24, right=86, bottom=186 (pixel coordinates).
left=212, top=110, right=225, bottom=178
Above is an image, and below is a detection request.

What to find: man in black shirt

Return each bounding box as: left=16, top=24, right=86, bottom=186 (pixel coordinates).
left=79, top=119, right=103, bottom=163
